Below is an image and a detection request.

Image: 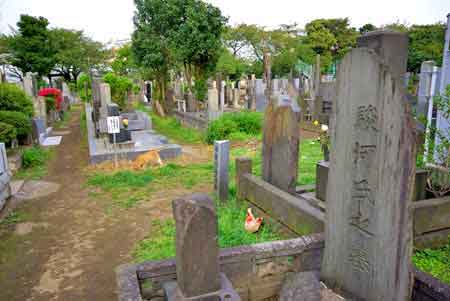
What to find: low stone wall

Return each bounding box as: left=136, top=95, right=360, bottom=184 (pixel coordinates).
left=117, top=234, right=450, bottom=301
left=173, top=111, right=209, bottom=131
left=239, top=157, right=450, bottom=249
left=117, top=234, right=325, bottom=301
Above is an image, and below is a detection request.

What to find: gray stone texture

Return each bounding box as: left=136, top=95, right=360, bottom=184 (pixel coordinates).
left=321, top=47, right=416, bottom=300
left=172, top=194, right=221, bottom=297
left=214, top=140, right=230, bottom=201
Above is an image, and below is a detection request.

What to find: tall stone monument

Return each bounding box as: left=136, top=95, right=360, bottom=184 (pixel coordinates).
left=321, top=46, right=416, bottom=300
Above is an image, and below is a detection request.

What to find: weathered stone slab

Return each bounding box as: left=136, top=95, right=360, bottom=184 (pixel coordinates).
left=0, top=143, right=11, bottom=211
left=214, top=140, right=230, bottom=201
left=172, top=194, right=221, bottom=297
left=262, top=100, right=300, bottom=194
left=413, top=196, right=450, bottom=235
left=280, top=272, right=321, bottom=301
left=321, top=48, right=416, bottom=300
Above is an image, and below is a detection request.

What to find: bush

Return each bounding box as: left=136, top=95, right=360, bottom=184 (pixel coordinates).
left=103, top=72, right=133, bottom=109
left=0, top=122, right=17, bottom=145
left=0, top=110, right=32, bottom=140
left=22, top=146, right=50, bottom=168
left=0, top=83, right=34, bottom=117
left=205, top=111, right=263, bottom=144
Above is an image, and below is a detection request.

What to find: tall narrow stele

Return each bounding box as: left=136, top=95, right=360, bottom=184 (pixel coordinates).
left=321, top=48, right=416, bottom=301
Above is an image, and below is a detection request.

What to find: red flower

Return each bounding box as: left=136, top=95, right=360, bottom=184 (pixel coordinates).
left=38, top=88, right=63, bottom=110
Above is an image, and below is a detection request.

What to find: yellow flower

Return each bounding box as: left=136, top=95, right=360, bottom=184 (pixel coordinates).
left=313, top=120, right=319, bottom=126
left=123, top=118, right=129, bottom=127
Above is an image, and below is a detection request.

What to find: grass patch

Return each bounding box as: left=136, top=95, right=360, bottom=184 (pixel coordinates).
left=53, top=110, right=71, bottom=129
left=14, top=146, right=53, bottom=180
left=0, top=211, right=28, bottom=226
left=230, top=139, right=322, bottom=186
left=133, top=195, right=283, bottom=262
left=151, top=113, right=204, bottom=144
left=413, top=241, right=450, bottom=285
left=88, top=170, right=154, bottom=191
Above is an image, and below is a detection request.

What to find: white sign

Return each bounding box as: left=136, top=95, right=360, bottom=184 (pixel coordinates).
left=107, top=116, right=121, bottom=134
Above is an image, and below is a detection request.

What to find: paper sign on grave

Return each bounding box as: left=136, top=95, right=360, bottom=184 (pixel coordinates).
left=107, top=116, right=121, bottom=134
left=321, top=48, right=416, bottom=300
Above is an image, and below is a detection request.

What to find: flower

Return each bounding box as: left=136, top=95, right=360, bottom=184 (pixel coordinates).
left=321, top=124, right=329, bottom=132
left=313, top=120, right=320, bottom=126
left=123, top=118, right=129, bottom=127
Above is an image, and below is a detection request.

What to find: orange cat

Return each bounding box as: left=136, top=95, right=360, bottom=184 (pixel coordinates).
left=133, top=150, right=163, bottom=170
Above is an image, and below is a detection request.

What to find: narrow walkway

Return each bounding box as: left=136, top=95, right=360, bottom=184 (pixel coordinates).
left=0, top=107, right=158, bottom=300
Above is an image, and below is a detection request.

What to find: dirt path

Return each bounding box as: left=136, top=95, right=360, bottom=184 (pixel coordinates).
left=0, top=107, right=210, bottom=301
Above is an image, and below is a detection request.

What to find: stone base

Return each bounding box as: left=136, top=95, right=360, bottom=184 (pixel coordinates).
left=162, top=273, right=240, bottom=301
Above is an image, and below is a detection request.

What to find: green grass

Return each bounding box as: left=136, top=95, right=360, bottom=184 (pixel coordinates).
left=133, top=196, right=283, bottom=262
left=87, top=163, right=214, bottom=209
left=413, top=241, right=450, bottom=285
left=135, top=103, right=203, bottom=144
left=0, top=211, right=28, bottom=226
left=53, top=110, right=71, bottom=129
left=230, top=139, right=323, bottom=186
left=14, top=147, right=53, bottom=180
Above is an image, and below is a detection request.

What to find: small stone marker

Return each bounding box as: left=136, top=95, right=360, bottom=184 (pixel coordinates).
left=0, top=143, right=11, bottom=211
left=262, top=99, right=300, bottom=194
left=280, top=272, right=321, bottom=301
left=214, top=140, right=230, bottom=201
left=321, top=48, right=416, bottom=300
left=163, top=193, right=240, bottom=301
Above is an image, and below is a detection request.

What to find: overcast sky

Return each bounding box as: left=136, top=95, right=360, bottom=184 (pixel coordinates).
left=1, top=0, right=449, bottom=44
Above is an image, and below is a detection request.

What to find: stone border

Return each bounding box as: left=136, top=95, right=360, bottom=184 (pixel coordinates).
left=174, top=111, right=209, bottom=132
left=117, top=235, right=324, bottom=301
left=117, top=234, right=450, bottom=301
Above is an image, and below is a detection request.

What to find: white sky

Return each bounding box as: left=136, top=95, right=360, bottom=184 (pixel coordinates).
left=1, top=0, right=449, bottom=44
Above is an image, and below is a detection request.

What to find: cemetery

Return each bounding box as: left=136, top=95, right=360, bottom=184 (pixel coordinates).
left=0, top=1, right=449, bottom=301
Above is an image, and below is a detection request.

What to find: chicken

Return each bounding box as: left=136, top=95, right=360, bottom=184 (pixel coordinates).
left=244, top=208, right=263, bottom=233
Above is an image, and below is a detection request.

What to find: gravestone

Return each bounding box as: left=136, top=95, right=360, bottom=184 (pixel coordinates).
left=23, top=72, right=35, bottom=98
left=321, top=47, right=416, bottom=300
left=0, top=143, right=11, bottom=211
left=417, top=61, right=435, bottom=118
left=357, top=31, right=408, bottom=80
left=214, top=140, right=230, bottom=201
left=255, top=79, right=267, bottom=112
left=99, top=83, right=112, bottom=119
left=232, top=88, right=240, bottom=108
left=262, top=98, right=300, bottom=194
left=434, top=13, right=450, bottom=164
left=32, top=118, right=47, bottom=145
left=164, top=194, right=240, bottom=301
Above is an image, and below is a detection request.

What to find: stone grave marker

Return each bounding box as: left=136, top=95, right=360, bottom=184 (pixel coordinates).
left=255, top=79, right=267, bottom=112
left=0, top=143, right=11, bottom=211
left=214, top=140, right=230, bottom=201
left=321, top=47, right=416, bottom=300
left=99, top=83, right=112, bottom=119
left=262, top=97, right=300, bottom=194
left=163, top=194, right=240, bottom=300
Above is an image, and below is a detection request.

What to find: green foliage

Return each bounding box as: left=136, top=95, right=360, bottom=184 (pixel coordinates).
left=0, top=211, right=28, bottom=226
left=76, top=74, right=91, bottom=102
left=432, top=85, right=450, bottom=167
left=0, top=110, right=32, bottom=140
left=22, top=146, right=50, bottom=168
left=215, top=48, right=247, bottom=80
left=0, top=122, right=17, bottom=145
left=87, top=170, right=153, bottom=191
left=7, top=15, right=56, bottom=77
left=111, top=43, right=136, bottom=76
left=359, top=23, right=377, bottom=34
left=103, top=72, right=133, bottom=109
left=205, top=112, right=263, bottom=144
left=133, top=196, right=283, bottom=262
left=414, top=239, right=450, bottom=285
left=0, top=83, right=33, bottom=117
left=304, top=18, right=359, bottom=71
left=408, top=23, right=446, bottom=73
left=45, top=97, right=55, bottom=113
left=50, top=28, right=105, bottom=82
left=193, top=78, right=208, bottom=102
left=148, top=110, right=203, bottom=144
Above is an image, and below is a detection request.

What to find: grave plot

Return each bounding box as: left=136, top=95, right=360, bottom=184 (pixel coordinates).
left=85, top=80, right=182, bottom=164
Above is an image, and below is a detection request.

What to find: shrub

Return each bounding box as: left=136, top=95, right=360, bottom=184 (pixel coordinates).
left=45, top=96, right=56, bottom=113
left=22, top=146, right=50, bottom=168
left=0, top=83, right=34, bottom=117
left=0, top=110, right=32, bottom=140
left=0, top=122, right=17, bottom=145
left=103, top=72, right=133, bottom=109
left=205, top=111, right=263, bottom=144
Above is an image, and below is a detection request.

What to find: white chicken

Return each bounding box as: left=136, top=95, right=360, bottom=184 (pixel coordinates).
left=244, top=208, right=263, bottom=233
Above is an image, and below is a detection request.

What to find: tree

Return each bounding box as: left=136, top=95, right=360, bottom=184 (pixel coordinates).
left=50, top=28, right=105, bottom=83
left=111, top=43, right=136, bottom=76
left=8, top=15, right=56, bottom=78
left=408, top=23, right=445, bottom=73
left=215, top=47, right=247, bottom=80
left=305, top=18, right=359, bottom=71
left=132, top=0, right=175, bottom=104
left=359, top=23, right=377, bottom=34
